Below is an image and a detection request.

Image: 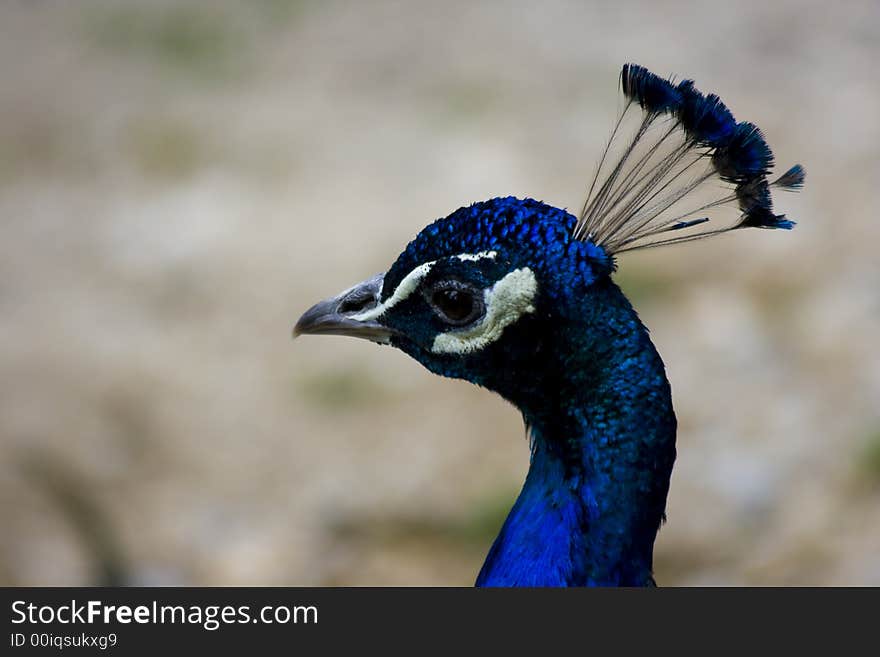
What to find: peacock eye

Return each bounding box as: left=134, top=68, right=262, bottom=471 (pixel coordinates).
left=429, top=283, right=483, bottom=326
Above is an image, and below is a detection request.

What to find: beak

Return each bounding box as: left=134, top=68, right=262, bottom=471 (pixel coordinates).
left=293, top=274, right=394, bottom=344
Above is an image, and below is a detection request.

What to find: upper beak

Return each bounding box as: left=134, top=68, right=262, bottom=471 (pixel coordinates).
left=293, top=273, right=394, bottom=344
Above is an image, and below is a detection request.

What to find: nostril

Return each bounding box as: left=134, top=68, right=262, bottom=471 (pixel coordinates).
left=338, top=291, right=375, bottom=315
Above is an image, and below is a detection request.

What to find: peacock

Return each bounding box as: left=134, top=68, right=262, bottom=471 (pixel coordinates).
left=294, top=64, right=804, bottom=586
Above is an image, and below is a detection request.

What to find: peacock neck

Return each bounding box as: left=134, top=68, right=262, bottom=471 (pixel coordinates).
left=476, top=280, right=677, bottom=586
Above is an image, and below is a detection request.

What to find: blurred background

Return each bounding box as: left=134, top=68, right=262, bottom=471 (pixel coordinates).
left=1, top=0, right=878, bottom=586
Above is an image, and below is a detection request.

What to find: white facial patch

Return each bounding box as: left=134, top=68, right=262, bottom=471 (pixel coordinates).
left=350, top=261, right=433, bottom=322
left=431, top=267, right=538, bottom=355
left=456, top=250, right=497, bottom=262
left=351, top=250, right=498, bottom=322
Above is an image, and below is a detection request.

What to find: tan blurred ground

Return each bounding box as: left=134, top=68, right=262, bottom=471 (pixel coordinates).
left=1, top=0, right=878, bottom=585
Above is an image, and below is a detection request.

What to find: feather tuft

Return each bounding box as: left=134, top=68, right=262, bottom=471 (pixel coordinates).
left=741, top=206, right=795, bottom=230
left=713, top=122, right=774, bottom=183
left=736, top=179, right=795, bottom=229
left=677, top=82, right=737, bottom=147
left=772, top=164, right=806, bottom=190
left=575, top=64, right=803, bottom=254
left=620, top=64, right=682, bottom=113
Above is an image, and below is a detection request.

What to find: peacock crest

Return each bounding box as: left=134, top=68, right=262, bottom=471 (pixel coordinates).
left=575, top=64, right=804, bottom=254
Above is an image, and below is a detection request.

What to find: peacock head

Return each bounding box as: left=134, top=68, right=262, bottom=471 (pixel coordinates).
left=294, top=196, right=613, bottom=406
left=295, top=63, right=803, bottom=412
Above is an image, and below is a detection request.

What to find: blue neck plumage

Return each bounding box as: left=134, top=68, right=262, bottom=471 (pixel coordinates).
left=476, top=279, right=677, bottom=586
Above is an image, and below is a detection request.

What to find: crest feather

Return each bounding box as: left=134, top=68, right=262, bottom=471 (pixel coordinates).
left=575, top=64, right=804, bottom=254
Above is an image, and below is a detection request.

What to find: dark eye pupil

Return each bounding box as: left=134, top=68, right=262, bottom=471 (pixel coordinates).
left=433, top=288, right=474, bottom=322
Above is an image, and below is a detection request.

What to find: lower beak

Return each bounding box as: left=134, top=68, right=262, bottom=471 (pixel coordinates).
left=293, top=273, right=394, bottom=344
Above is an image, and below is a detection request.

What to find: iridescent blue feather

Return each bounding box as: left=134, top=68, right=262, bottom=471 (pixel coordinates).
left=620, top=64, right=683, bottom=113
left=713, top=122, right=775, bottom=182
